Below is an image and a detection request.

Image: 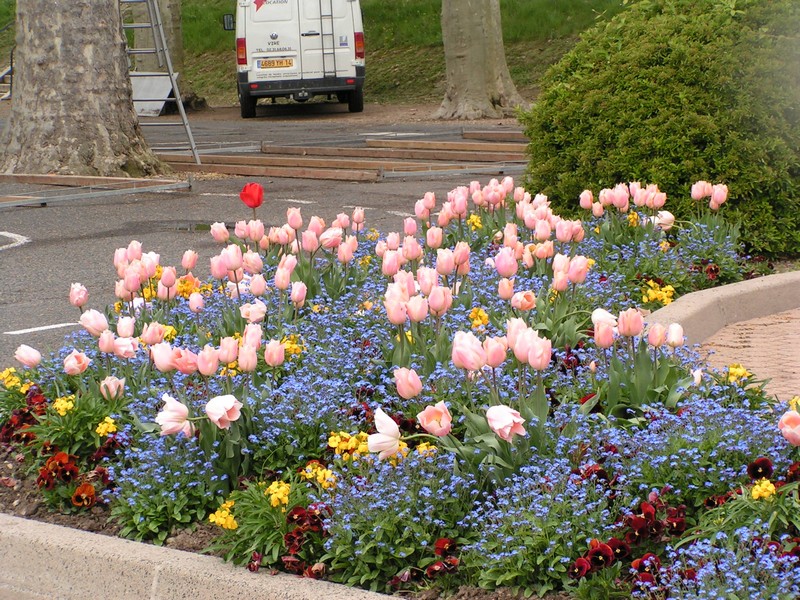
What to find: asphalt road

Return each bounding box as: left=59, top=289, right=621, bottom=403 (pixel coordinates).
left=0, top=102, right=523, bottom=366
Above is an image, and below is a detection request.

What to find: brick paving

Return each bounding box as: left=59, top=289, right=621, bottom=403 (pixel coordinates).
left=699, top=308, right=800, bottom=403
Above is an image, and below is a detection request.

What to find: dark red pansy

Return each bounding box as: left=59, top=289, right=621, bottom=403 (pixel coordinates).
left=568, top=557, right=592, bottom=579
left=747, top=457, right=774, bottom=480
left=283, top=528, right=305, bottom=554
left=607, top=537, right=631, bottom=560
left=281, top=555, right=305, bottom=574
left=71, top=483, right=96, bottom=508
left=587, top=542, right=614, bottom=569
left=247, top=552, right=262, bottom=572
left=640, top=501, right=656, bottom=523
left=666, top=517, right=686, bottom=535
left=434, top=537, right=457, bottom=557
left=425, top=561, right=447, bottom=579
left=632, top=553, right=661, bottom=574
left=787, top=462, right=800, bottom=482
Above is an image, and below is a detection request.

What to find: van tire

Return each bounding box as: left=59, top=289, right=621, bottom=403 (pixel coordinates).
left=239, top=91, right=257, bottom=119
left=348, top=87, right=364, bottom=113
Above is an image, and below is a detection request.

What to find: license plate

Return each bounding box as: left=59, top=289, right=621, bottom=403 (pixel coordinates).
left=258, top=58, right=293, bottom=69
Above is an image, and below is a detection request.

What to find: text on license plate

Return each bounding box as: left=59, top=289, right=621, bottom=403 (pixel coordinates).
left=258, top=58, right=293, bottom=69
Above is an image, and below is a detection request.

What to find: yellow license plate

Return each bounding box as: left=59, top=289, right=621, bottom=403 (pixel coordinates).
left=258, top=58, right=293, bottom=69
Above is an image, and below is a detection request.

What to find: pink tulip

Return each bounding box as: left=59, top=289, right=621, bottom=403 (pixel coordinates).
left=402, top=236, right=423, bottom=262
left=209, top=255, right=228, bottom=280
left=113, top=248, right=129, bottom=272
left=69, top=283, right=89, bottom=308
left=512, top=328, right=537, bottom=363
left=126, top=240, right=143, bottom=261
left=416, top=267, right=439, bottom=296
left=205, top=394, right=243, bottom=430
left=592, top=202, right=604, bottom=218
left=494, top=247, right=518, bottom=278
left=417, top=401, right=452, bottom=437
left=594, top=322, right=616, bottom=349
left=221, top=244, right=243, bottom=271
left=160, top=266, right=177, bottom=289
left=337, top=241, right=354, bottom=264
left=240, top=299, right=267, bottom=324
left=511, top=290, right=536, bottom=312
left=617, top=308, right=644, bottom=337
left=116, top=316, right=135, bottom=338
left=194, top=345, right=219, bottom=377
left=291, top=281, right=307, bottom=308
left=534, top=219, right=551, bottom=242
left=406, top=295, right=429, bottom=323
left=242, top=251, right=263, bottom=275
left=123, top=266, right=142, bottom=294
left=181, top=250, right=198, bottom=271
left=218, top=337, right=239, bottom=364
left=710, top=183, right=728, bottom=208
left=80, top=309, right=109, bottom=337
left=403, top=217, right=417, bottom=236
left=242, top=323, right=263, bottom=349
left=63, top=350, right=91, bottom=375
left=210, top=222, right=229, bottom=243
left=591, top=308, right=618, bottom=329
left=140, top=321, right=166, bottom=346
left=579, top=189, right=593, bottom=210
left=453, top=242, right=470, bottom=266
left=552, top=271, right=569, bottom=293
left=319, top=227, right=343, bottom=250
left=301, top=229, right=320, bottom=254
left=422, top=191, right=436, bottom=210
left=141, top=253, right=159, bottom=278
left=691, top=181, right=713, bottom=201
left=98, top=330, right=116, bottom=354
left=665, top=323, right=684, bottom=348
left=779, top=410, right=800, bottom=446
left=436, top=249, right=455, bottom=276
left=505, top=318, right=528, bottom=351
left=498, top=278, right=514, bottom=300
left=552, top=253, right=570, bottom=274
left=99, top=376, right=125, bottom=401
left=188, top=292, right=205, bottom=313
left=647, top=323, right=667, bottom=347
left=150, top=342, right=176, bottom=372
left=483, top=336, right=507, bottom=368
left=394, top=367, right=423, bottom=400
left=451, top=331, right=487, bottom=371
left=273, top=267, right=291, bottom=291
left=352, top=207, right=365, bottom=225
left=527, top=335, right=552, bottom=371
left=14, top=344, right=41, bottom=368
left=286, top=207, right=303, bottom=230
left=393, top=270, right=416, bottom=299
left=237, top=344, right=258, bottom=372
left=156, top=282, right=172, bottom=301
left=367, top=407, right=401, bottom=459
left=382, top=250, right=401, bottom=277
left=567, top=256, right=589, bottom=284
left=156, top=393, right=194, bottom=437
left=248, top=274, right=266, bottom=297
left=654, top=211, right=675, bottom=232
left=486, top=405, right=526, bottom=442
left=384, top=297, right=408, bottom=325
left=172, top=347, right=197, bottom=374
left=426, top=227, right=443, bottom=249
left=414, top=199, right=430, bottom=221
left=428, top=286, right=453, bottom=317
left=264, top=340, right=285, bottom=367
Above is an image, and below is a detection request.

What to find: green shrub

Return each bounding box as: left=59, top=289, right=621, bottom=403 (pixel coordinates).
left=520, top=0, right=800, bottom=255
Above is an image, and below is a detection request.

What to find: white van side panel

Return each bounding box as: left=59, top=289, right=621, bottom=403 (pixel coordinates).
left=298, top=0, right=357, bottom=79
left=246, top=0, right=302, bottom=81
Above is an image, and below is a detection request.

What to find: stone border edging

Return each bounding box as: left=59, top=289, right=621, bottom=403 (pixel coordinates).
left=2, top=272, right=798, bottom=599
left=0, top=513, right=388, bottom=599
left=647, top=270, right=800, bottom=345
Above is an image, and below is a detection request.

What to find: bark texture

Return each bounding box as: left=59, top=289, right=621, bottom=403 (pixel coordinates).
left=435, top=0, right=526, bottom=120
left=0, top=0, right=163, bottom=176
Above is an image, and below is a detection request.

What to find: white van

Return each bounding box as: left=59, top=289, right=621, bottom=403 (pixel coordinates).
left=226, top=0, right=365, bottom=118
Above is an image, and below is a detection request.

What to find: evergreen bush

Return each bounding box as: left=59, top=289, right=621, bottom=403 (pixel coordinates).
left=520, top=0, right=800, bottom=255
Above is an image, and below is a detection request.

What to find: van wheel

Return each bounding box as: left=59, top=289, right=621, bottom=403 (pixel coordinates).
left=239, top=91, right=257, bottom=119
left=348, top=87, right=364, bottom=113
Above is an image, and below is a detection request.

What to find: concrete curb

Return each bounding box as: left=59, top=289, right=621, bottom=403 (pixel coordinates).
left=0, top=513, right=388, bottom=599
left=648, top=270, right=800, bottom=344
left=1, top=272, right=797, bottom=600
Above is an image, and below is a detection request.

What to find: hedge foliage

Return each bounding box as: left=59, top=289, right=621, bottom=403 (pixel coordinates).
left=520, top=0, right=800, bottom=255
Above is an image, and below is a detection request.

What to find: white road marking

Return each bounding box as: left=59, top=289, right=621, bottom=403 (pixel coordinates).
left=277, top=198, right=316, bottom=204
left=5, top=322, right=78, bottom=335
left=0, top=232, right=31, bottom=251
left=194, top=194, right=315, bottom=204
left=387, top=210, right=414, bottom=218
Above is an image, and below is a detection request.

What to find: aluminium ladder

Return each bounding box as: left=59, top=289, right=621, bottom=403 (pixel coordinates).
left=318, top=0, right=337, bottom=79
left=119, top=0, right=201, bottom=164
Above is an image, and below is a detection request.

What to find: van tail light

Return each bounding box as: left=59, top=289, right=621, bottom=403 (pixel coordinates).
left=354, top=32, right=365, bottom=59
left=236, top=38, right=247, bottom=65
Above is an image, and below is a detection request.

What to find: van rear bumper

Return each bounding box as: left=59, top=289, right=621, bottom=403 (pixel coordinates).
left=239, top=68, right=365, bottom=99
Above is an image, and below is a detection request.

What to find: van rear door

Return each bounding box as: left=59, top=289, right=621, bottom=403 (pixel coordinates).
left=298, top=0, right=356, bottom=80
left=247, top=0, right=302, bottom=82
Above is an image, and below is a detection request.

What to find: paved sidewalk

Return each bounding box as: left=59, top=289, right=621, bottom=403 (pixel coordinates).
left=699, top=308, right=800, bottom=402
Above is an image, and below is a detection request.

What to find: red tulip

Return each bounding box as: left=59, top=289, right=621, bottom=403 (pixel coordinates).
left=239, top=182, right=264, bottom=209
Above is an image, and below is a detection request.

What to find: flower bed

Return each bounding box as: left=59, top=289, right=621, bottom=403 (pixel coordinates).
left=1, top=178, right=799, bottom=598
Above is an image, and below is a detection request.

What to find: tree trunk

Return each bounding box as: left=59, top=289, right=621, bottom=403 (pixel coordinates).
left=0, top=0, right=163, bottom=176
left=435, top=0, right=527, bottom=120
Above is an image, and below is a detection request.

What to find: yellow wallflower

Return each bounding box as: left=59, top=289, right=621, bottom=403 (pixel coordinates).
left=0, top=367, right=22, bottom=390
left=469, top=307, right=489, bottom=330
left=265, top=481, right=291, bottom=508
left=365, top=229, right=380, bottom=242
left=642, top=280, right=675, bottom=307
left=281, top=334, right=306, bottom=357
left=789, top=396, right=800, bottom=412
left=627, top=212, right=640, bottom=227
left=727, top=363, right=752, bottom=383
left=659, top=240, right=671, bottom=252
left=95, top=417, right=117, bottom=437
left=299, top=461, right=337, bottom=490
left=328, top=431, right=370, bottom=461
left=209, top=500, right=238, bottom=529
left=415, top=442, right=437, bottom=457
left=358, top=255, right=373, bottom=268
left=467, top=214, right=483, bottom=231
left=53, top=395, right=76, bottom=417
left=751, top=478, right=776, bottom=500
left=161, top=325, right=178, bottom=342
